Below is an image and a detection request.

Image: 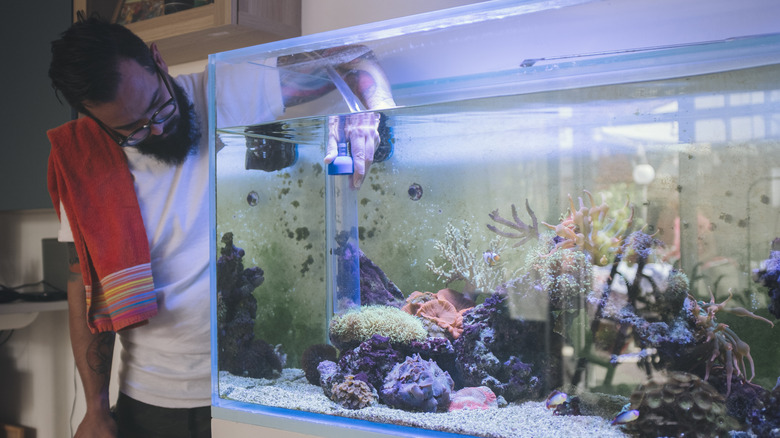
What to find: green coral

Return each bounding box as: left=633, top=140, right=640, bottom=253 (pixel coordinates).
left=329, top=305, right=427, bottom=351
left=526, top=242, right=593, bottom=310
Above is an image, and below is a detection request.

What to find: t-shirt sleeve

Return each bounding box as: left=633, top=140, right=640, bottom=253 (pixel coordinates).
left=213, top=57, right=285, bottom=128
left=57, top=201, right=75, bottom=243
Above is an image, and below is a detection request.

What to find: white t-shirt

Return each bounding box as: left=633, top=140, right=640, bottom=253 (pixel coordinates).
left=58, top=63, right=283, bottom=408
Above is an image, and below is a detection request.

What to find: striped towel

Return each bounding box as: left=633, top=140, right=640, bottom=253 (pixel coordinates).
left=47, top=118, right=157, bottom=333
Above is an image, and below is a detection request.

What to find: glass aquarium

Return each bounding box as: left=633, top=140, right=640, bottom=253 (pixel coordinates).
left=209, top=1, right=780, bottom=436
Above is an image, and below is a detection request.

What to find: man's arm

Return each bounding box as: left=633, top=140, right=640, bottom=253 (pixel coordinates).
left=278, top=46, right=396, bottom=187
left=278, top=45, right=395, bottom=111
left=66, top=243, right=118, bottom=438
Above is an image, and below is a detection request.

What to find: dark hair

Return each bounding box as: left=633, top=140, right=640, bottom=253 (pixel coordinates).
left=49, top=16, right=156, bottom=114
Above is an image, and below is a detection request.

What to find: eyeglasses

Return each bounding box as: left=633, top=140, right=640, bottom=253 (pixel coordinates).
left=93, top=65, right=177, bottom=147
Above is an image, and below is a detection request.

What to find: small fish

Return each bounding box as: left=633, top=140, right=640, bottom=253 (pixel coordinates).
left=483, top=250, right=500, bottom=266
left=611, top=409, right=640, bottom=425
left=545, top=390, right=567, bottom=409
left=610, top=347, right=657, bottom=364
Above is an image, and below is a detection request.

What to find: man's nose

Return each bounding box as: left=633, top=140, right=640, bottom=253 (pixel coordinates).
left=149, top=120, right=165, bottom=136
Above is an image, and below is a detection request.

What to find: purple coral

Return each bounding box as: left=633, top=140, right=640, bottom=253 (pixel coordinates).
left=752, top=238, right=780, bottom=319
left=217, top=232, right=283, bottom=379
left=453, top=293, right=545, bottom=402
left=338, top=334, right=403, bottom=391
left=746, top=377, right=780, bottom=437
left=359, top=250, right=405, bottom=307
left=301, top=343, right=338, bottom=385
left=381, top=354, right=454, bottom=412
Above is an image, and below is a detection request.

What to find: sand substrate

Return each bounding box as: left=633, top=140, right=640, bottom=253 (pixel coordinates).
left=219, top=369, right=629, bottom=438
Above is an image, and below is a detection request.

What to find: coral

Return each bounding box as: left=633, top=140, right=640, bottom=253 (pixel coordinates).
left=622, top=229, right=663, bottom=266
left=329, top=305, right=428, bottom=351
left=301, top=344, right=338, bottom=385
left=408, top=337, right=460, bottom=388
left=752, top=238, right=780, bottom=319
left=403, top=289, right=475, bottom=315
left=359, top=249, right=405, bottom=307
left=707, top=367, right=769, bottom=427
left=525, top=243, right=592, bottom=312
left=381, top=354, right=454, bottom=412
left=216, top=232, right=284, bottom=379
left=745, top=378, right=780, bottom=437
left=416, top=299, right=464, bottom=339
left=648, top=269, right=690, bottom=323
left=331, top=375, right=379, bottom=410
left=689, top=291, right=774, bottom=395
left=337, top=334, right=403, bottom=391
left=622, top=371, right=740, bottom=438
left=448, top=386, right=497, bottom=411
left=501, top=356, right=541, bottom=402
left=486, top=199, right=540, bottom=247
left=317, top=360, right=341, bottom=399
left=541, top=190, right=634, bottom=266
left=453, top=294, right=545, bottom=402
left=425, top=221, right=507, bottom=299
left=401, top=291, right=437, bottom=315
left=401, top=290, right=471, bottom=339
left=435, top=288, right=476, bottom=312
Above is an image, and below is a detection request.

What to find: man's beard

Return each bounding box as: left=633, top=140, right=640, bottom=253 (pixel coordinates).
left=133, top=78, right=201, bottom=166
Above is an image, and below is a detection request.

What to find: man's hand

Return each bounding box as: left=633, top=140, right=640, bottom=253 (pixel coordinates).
left=74, top=409, right=117, bottom=438
left=325, top=112, right=381, bottom=188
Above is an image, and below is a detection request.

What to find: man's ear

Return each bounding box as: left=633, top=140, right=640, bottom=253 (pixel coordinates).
left=150, top=43, right=169, bottom=74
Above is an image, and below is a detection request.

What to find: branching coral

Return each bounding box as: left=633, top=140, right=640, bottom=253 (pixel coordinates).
left=689, top=290, right=775, bottom=395
left=487, top=199, right=540, bottom=247
left=541, top=190, right=634, bottom=266
left=426, top=221, right=506, bottom=299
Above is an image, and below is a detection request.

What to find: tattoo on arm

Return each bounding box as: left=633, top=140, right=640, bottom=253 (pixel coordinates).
left=67, top=242, right=79, bottom=266
left=66, top=243, right=82, bottom=283
left=87, top=332, right=115, bottom=378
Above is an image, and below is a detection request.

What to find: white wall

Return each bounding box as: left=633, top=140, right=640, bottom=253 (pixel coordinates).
left=301, top=0, right=487, bottom=34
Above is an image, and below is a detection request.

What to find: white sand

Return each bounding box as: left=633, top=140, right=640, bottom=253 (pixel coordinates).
left=218, top=370, right=629, bottom=438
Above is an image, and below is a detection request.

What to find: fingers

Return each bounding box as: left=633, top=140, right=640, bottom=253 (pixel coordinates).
left=324, top=116, right=340, bottom=164
left=324, top=137, right=338, bottom=164
left=346, top=113, right=379, bottom=188
left=325, top=113, right=381, bottom=188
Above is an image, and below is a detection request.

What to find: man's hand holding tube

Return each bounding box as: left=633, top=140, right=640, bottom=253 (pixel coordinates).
left=324, top=112, right=381, bottom=188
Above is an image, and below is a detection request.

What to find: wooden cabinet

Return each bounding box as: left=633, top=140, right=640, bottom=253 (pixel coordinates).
left=73, top=0, right=301, bottom=65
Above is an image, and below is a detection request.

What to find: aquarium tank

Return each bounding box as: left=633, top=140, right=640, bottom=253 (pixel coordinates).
left=209, top=0, right=780, bottom=436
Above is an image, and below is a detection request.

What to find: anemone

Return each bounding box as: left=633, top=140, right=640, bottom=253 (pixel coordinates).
left=690, top=290, right=775, bottom=395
